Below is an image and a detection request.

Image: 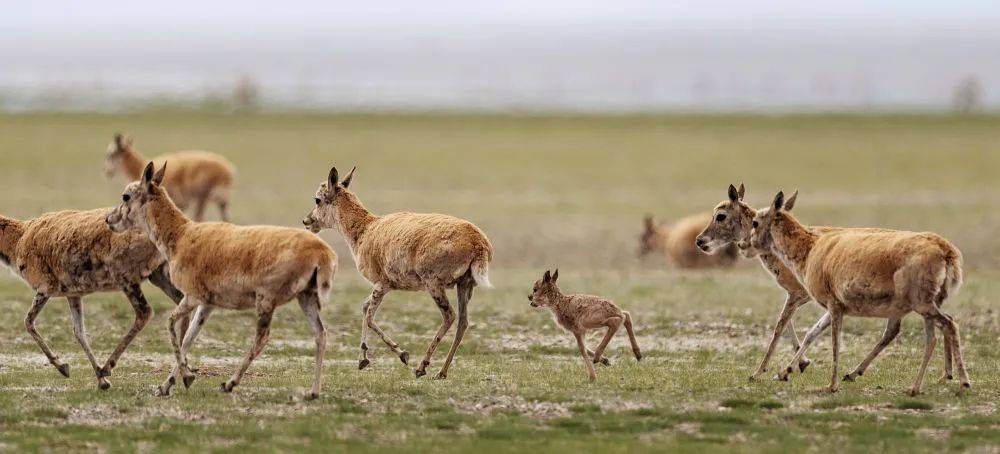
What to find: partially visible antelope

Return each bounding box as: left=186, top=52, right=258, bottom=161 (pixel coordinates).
left=640, top=213, right=738, bottom=268
left=107, top=162, right=337, bottom=398
left=0, top=209, right=183, bottom=390
left=750, top=190, right=968, bottom=395
left=528, top=269, right=641, bottom=381
left=104, top=133, right=235, bottom=221
left=303, top=166, right=493, bottom=379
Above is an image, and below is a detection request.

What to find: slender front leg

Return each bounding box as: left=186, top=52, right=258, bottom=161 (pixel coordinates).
left=574, top=330, right=597, bottom=382
left=66, top=297, right=108, bottom=390
left=586, top=348, right=611, bottom=366
left=436, top=277, right=473, bottom=379
left=843, top=317, right=901, bottom=382
left=908, top=317, right=937, bottom=396
left=99, top=285, right=154, bottom=385
left=776, top=311, right=831, bottom=381
left=366, top=287, right=409, bottom=366
left=358, top=286, right=392, bottom=370
left=298, top=291, right=326, bottom=399
left=590, top=317, right=622, bottom=365
left=222, top=303, right=275, bottom=393
left=163, top=304, right=215, bottom=392
left=415, top=285, right=454, bottom=378
left=23, top=294, right=69, bottom=377
left=157, top=297, right=199, bottom=396
left=827, top=310, right=843, bottom=393
left=752, top=293, right=806, bottom=380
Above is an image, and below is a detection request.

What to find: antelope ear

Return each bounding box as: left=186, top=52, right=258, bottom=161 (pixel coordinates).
left=784, top=190, right=798, bottom=211
left=773, top=191, right=785, bottom=211
left=543, top=270, right=551, bottom=282
left=153, top=161, right=167, bottom=186
left=728, top=184, right=739, bottom=202
left=328, top=167, right=339, bottom=188
left=737, top=183, right=746, bottom=200
left=141, top=162, right=155, bottom=189
left=643, top=215, right=655, bottom=232
left=552, top=269, right=559, bottom=283
left=341, top=166, right=356, bottom=188
left=113, top=133, right=125, bottom=150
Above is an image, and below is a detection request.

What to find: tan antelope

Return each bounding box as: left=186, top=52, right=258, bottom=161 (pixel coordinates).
left=0, top=209, right=183, bottom=390
left=303, top=166, right=493, bottom=379
left=641, top=213, right=738, bottom=268
left=528, top=269, right=641, bottom=381
left=105, top=133, right=235, bottom=221
left=107, top=162, right=337, bottom=398
left=749, top=190, right=968, bottom=395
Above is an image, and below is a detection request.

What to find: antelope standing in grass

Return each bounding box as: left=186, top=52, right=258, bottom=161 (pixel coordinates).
left=528, top=269, right=641, bottom=381
left=107, top=162, right=337, bottom=398
left=0, top=209, right=183, bottom=390
left=105, top=133, right=235, bottom=221
left=749, top=190, right=968, bottom=395
left=640, top=213, right=738, bottom=268
left=303, top=166, right=493, bottom=379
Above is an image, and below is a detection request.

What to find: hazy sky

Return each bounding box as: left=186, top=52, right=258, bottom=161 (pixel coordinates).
left=3, top=1, right=998, bottom=111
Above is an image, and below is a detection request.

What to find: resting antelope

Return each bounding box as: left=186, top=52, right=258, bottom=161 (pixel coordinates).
left=750, top=190, right=968, bottom=395
left=107, top=162, right=337, bottom=398
left=528, top=269, right=642, bottom=381
left=640, top=213, right=738, bottom=268
left=303, top=166, right=493, bottom=379
left=105, top=133, right=235, bottom=221
left=0, top=209, right=183, bottom=390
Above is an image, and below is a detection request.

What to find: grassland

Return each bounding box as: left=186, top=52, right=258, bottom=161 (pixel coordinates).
left=0, top=112, right=998, bottom=452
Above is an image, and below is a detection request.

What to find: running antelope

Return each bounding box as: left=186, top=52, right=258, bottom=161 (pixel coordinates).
left=641, top=213, right=738, bottom=268
left=303, top=166, right=493, bottom=379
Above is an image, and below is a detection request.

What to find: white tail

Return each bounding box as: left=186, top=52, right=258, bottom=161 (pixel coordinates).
left=471, top=258, right=492, bottom=288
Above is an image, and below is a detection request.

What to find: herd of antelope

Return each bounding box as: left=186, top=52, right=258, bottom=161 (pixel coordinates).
left=0, top=134, right=970, bottom=399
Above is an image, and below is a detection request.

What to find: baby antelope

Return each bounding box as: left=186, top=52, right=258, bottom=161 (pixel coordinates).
left=528, top=270, right=641, bottom=381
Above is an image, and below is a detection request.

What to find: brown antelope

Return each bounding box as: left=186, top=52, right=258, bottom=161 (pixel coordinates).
left=641, top=213, right=738, bottom=268
left=104, top=133, right=235, bottom=221
left=0, top=209, right=183, bottom=390
left=750, top=190, right=968, bottom=395
left=107, top=162, right=337, bottom=398
left=528, top=269, right=641, bottom=381
left=303, top=166, right=493, bottom=379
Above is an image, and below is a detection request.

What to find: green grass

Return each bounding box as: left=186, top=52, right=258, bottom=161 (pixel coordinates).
left=0, top=112, right=998, bottom=452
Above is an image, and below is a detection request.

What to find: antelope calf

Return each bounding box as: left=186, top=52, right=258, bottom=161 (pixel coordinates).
left=104, top=133, right=235, bottom=221
left=107, top=162, right=337, bottom=398
left=0, top=209, right=183, bottom=390
left=303, top=166, right=493, bottom=379
left=528, top=269, right=641, bottom=381
left=750, top=190, right=969, bottom=395
left=641, top=213, right=738, bottom=268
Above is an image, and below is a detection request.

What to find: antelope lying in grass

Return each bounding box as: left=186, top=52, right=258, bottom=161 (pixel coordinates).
left=0, top=209, right=183, bottom=390
left=528, top=269, right=641, bottom=381
left=105, top=133, right=235, bottom=221
left=107, top=162, right=337, bottom=398
left=750, top=190, right=968, bottom=395
left=641, top=213, right=738, bottom=268
left=303, top=166, right=493, bottom=379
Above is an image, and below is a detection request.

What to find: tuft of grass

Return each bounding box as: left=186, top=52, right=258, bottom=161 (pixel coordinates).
left=893, top=400, right=933, bottom=411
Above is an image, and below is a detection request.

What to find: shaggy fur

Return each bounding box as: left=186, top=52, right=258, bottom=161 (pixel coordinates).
left=0, top=209, right=183, bottom=390
left=108, top=162, right=336, bottom=398
left=303, top=166, right=493, bottom=379
left=105, top=133, right=235, bottom=221
left=640, top=213, right=738, bottom=268
left=750, top=190, right=968, bottom=395
left=529, top=269, right=642, bottom=381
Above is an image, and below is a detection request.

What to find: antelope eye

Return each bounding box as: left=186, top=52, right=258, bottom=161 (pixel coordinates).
left=314, top=198, right=321, bottom=205
left=715, top=213, right=726, bottom=222
left=122, top=194, right=131, bottom=202
left=752, top=220, right=759, bottom=229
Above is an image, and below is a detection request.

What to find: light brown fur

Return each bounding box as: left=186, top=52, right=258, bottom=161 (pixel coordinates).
left=105, top=134, right=235, bottom=221
left=303, top=166, right=493, bottom=379
left=641, top=213, right=738, bottom=268
left=528, top=270, right=641, bottom=381
left=108, top=162, right=336, bottom=398
left=0, top=209, right=183, bottom=390
left=750, top=191, right=968, bottom=395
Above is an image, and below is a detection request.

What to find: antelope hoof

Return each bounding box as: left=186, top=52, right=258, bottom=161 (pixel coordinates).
left=843, top=373, right=857, bottom=382
left=825, top=386, right=839, bottom=394
left=155, top=385, right=170, bottom=397
left=56, top=363, right=70, bottom=378
left=399, top=351, right=409, bottom=365
left=634, top=352, right=642, bottom=362
left=358, top=358, right=370, bottom=370
left=798, top=358, right=812, bottom=373
left=588, top=375, right=596, bottom=383
left=97, top=365, right=112, bottom=378
left=183, top=375, right=196, bottom=389
left=98, top=378, right=111, bottom=391
left=957, top=382, right=971, bottom=396
left=306, top=392, right=319, bottom=401
left=220, top=381, right=236, bottom=393
left=594, top=357, right=611, bottom=366
left=939, top=374, right=954, bottom=382
left=414, top=369, right=427, bottom=379
left=774, top=372, right=790, bottom=382
left=907, top=388, right=920, bottom=397
left=433, top=372, right=447, bottom=380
